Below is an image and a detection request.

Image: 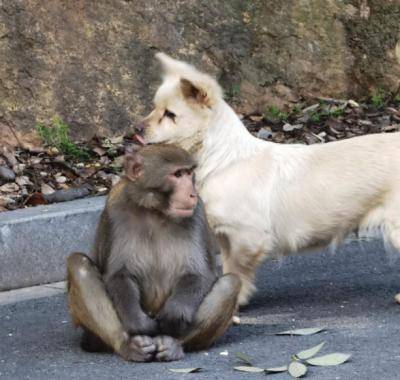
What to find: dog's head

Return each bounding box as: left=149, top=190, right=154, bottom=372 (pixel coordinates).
left=136, top=53, right=223, bottom=152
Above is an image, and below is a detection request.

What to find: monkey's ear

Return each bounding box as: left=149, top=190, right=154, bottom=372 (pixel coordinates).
left=180, top=78, right=210, bottom=106
left=124, top=152, right=143, bottom=182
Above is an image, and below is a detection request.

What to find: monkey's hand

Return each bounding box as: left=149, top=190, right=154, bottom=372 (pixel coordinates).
left=126, top=313, right=158, bottom=337
left=156, top=300, right=197, bottom=338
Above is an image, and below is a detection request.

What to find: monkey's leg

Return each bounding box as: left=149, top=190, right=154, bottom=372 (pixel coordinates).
left=67, top=253, right=156, bottom=362
left=105, top=268, right=158, bottom=336
left=183, top=273, right=241, bottom=351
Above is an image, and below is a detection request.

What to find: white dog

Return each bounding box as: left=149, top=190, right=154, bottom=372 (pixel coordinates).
left=138, top=53, right=400, bottom=306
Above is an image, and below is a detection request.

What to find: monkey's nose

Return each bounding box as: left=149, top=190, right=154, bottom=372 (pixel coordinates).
left=189, top=193, right=198, bottom=206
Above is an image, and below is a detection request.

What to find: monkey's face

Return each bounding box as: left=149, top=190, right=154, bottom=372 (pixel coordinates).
left=164, top=167, right=198, bottom=218
left=124, top=145, right=198, bottom=220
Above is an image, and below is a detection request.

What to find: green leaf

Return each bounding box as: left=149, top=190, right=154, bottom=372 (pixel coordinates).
left=276, top=327, right=325, bottom=336
left=235, top=352, right=253, bottom=365
left=265, top=365, right=288, bottom=373
left=233, top=366, right=265, bottom=373
left=169, top=368, right=202, bottom=373
left=307, top=353, right=351, bottom=366
left=288, top=362, right=307, bottom=378
left=295, top=342, right=325, bottom=360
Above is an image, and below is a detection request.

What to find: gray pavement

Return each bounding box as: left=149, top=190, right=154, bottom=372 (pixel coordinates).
left=1, top=239, right=400, bottom=379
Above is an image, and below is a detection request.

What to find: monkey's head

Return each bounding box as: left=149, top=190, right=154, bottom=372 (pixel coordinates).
left=123, top=144, right=198, bottom=219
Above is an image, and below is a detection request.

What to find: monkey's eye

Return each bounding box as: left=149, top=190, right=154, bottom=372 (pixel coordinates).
left=174, top=170, right=183, bottom=178
left=164, top=110, right=176, bottom=120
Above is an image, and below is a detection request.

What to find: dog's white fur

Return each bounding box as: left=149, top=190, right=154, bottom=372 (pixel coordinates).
left=141, top=53, right=400, bottom=305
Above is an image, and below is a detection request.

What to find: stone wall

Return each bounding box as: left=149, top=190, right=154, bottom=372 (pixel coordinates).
left=0, top=0, right=399, bottom=143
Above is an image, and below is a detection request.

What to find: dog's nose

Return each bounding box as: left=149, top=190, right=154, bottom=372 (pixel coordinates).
left=135, top=122, right=146, bottom=133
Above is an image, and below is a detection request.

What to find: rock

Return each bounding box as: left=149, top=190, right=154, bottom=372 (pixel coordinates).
left=256, top=128, right=273, bottom=140
left=283, top=123, right=303, bottom=132
left=43, top=186, right=91, bottom=203
left=55, top=176, right=67, bottom=184
left=13, top=164, right=26, bottom=175
left=0, top=166, right=16, bottom=181
left=41, top=183, right=55, bottom=195
left=0, top=1, right=399, bottom=139
left=110, top=174, right=121, bottom=186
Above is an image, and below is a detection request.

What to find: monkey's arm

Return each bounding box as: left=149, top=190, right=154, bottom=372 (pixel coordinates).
left=105, top=268, right=158, bottom=336
left=156, top=273, right=214, bottom=337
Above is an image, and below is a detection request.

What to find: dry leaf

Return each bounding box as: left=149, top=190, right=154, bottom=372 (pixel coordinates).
left=306, top=353, right=351, bottom=366
left=288, top=362, right=307, bottom=378
left=235, top=352, right=253, bottom=365
left=249, top=115, right=263, bottom=122
left=295, top=342, right=325, bottom=360
left=234, top=366, right=265, bottom=373
left=169, top=368, right=202, bottom=373
left=0, top=183, right=19, bottom=193
left=276, top=327, right=325, bottom=336
left=265, top=365, right=288, bottom=373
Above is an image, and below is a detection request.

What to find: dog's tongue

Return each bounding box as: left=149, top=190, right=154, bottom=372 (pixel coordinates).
left=133, top=134, right=146, bottom=145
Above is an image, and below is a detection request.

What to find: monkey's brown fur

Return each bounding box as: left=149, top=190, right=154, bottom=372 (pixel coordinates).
left=67, top=144, right=240, bottom=362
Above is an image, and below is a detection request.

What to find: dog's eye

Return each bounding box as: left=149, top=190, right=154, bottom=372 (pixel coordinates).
left=164, top=110, right=176, bottom=120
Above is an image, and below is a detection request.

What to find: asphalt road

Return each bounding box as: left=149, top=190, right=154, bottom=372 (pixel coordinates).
left=1, top=239, right=400, bottom=380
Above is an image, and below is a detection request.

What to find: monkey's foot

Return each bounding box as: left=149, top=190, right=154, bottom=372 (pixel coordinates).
left=154, top=335, right=184, bottom=362
left=119, top=335, right=156, bottom=362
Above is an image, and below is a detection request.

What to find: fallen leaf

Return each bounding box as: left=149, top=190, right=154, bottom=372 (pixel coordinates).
left=302, top=103, right=320, bottom=114
left=306, top=353, right=351, bottom=366
left=235, top=352, right=253, bottom=365
left=249, top=115, right=263, bottom=122
left=0, top=183, right=19, bottom=193
left=288, top=362, right=307, bottom=378
left=295, top=342, right=325, bottom=360
left=25, top=192, right=47, bottom=206
left=276, top=327, right=325, bottom=336
left=15, top=176, right=33, bottom=187
left=93, top=146, right=107, bottom=156
left=169, top=368, right=202, bottom=373
left=234, top=366, right=265, bottom=373
left=219, top=350, right=229, bottom=356
left=110, top=135, right=124, bottom=144
left=265, top=365, right=288, bottom=373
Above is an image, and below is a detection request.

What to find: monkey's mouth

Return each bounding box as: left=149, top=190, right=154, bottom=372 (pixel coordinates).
left=169, top=207, right=195, bottom=218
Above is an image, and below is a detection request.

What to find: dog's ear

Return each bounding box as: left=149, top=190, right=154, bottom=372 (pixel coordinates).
left=180, top=78, right=210, bottom=106
left=155, top=52, right=223, bottom=107
left=156, top=52, right=189, bottom=77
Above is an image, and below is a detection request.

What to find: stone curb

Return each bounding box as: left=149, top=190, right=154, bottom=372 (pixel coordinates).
left=0, top=281, right=66, bottom=305
left=0, top=196, right=106, bottom=291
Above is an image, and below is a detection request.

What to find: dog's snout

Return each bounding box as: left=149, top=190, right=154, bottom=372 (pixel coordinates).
left=135, top=122, right=146, bottom=133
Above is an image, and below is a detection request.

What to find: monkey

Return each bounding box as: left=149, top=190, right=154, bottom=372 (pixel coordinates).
left=66, top=144, right=241, bottom=362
